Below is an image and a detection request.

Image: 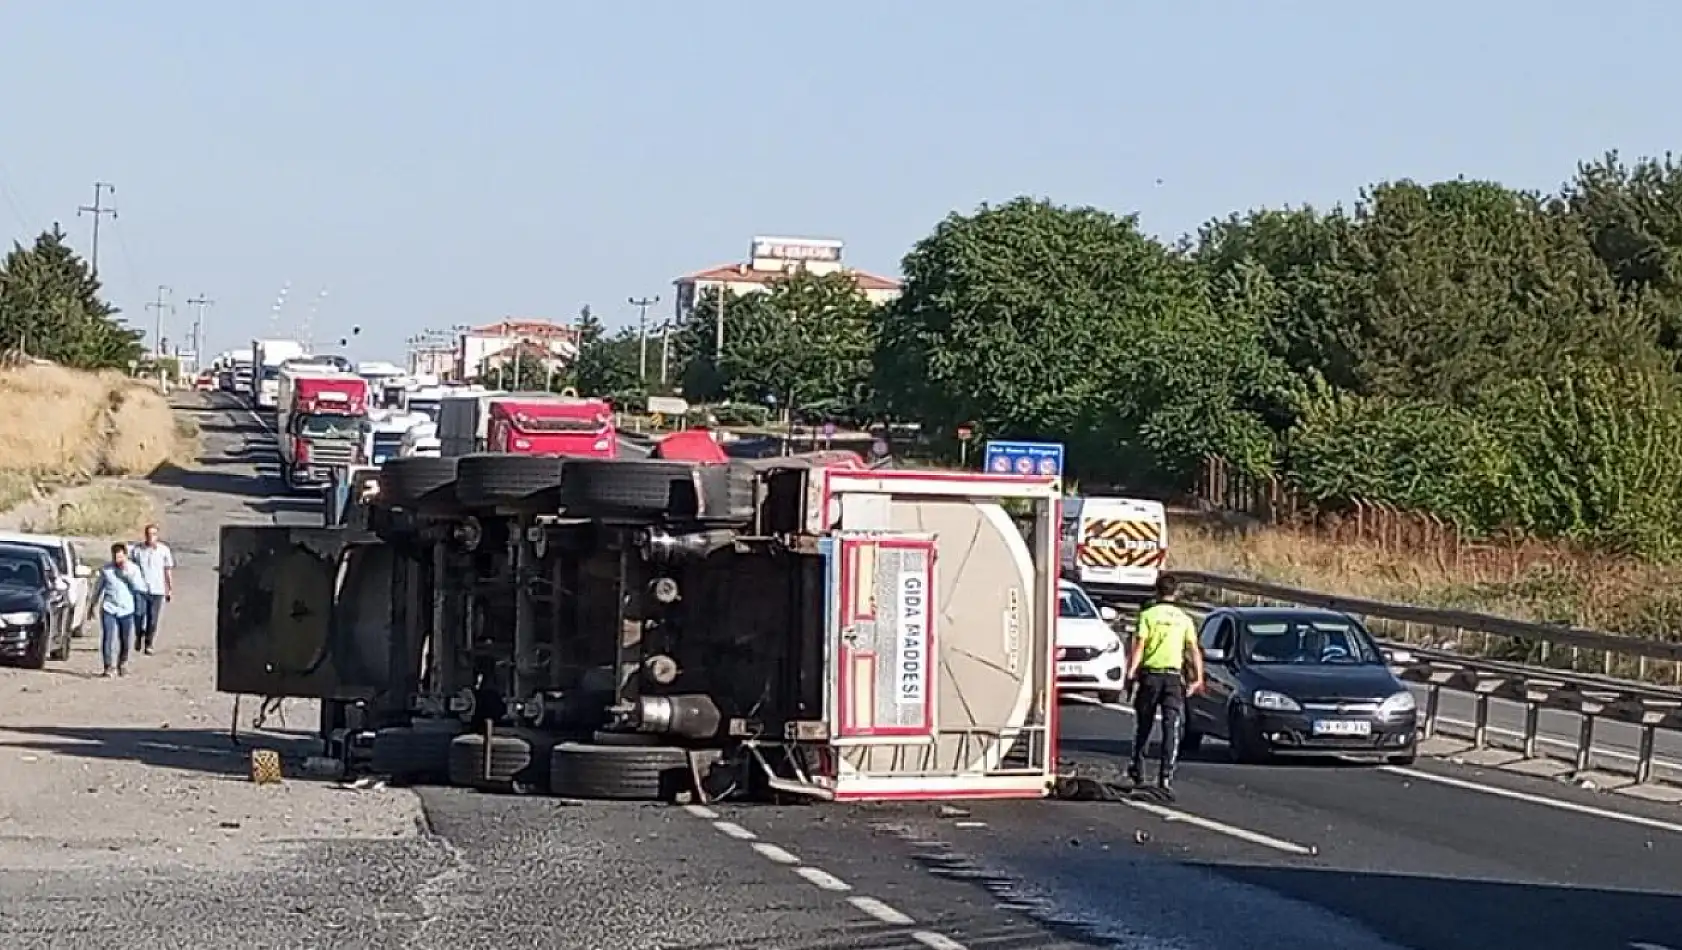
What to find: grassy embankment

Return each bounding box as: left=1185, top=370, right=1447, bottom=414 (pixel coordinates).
left=1169, top=515, right=1682, bottom=642
left=0, top=364, right=198, bottom=537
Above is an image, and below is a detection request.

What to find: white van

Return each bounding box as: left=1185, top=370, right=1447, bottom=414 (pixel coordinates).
left=1060, top=496, right=1168, bottom=604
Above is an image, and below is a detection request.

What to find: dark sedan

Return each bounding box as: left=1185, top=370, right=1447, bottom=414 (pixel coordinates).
left=0, top=543, right=74, bottom=669
left=1183, top=607, right=1418, bottom=765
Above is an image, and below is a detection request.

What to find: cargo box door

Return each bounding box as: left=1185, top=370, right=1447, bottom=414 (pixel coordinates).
left=216, top=525, right=393, bottom=700
left=826, top=531, right=938, bottom=741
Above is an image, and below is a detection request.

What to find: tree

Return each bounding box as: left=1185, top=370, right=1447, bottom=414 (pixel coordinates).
left=677, top=271, right=878, bottom=421
left=571, top=327, right=642, bottom=404
left=0, top=225, right=142, bottom=368
left=877, top=197, right=1290, bottom=485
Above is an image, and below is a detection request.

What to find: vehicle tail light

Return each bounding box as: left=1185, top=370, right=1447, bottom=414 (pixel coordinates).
left=296, top=439, right=311, bottom=465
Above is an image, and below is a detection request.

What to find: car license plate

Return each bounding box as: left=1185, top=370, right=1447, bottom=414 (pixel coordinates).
left=1312, top=719, right=1371, bottom=736
left=1056, top=662, right=1082, bottom=676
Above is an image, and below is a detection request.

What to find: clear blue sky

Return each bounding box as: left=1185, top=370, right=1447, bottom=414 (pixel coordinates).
left=3, top=1, right=1678, bottom=361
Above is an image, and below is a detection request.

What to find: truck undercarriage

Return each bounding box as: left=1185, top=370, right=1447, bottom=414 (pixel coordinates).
left=217, top=454, right=1063, bottom=803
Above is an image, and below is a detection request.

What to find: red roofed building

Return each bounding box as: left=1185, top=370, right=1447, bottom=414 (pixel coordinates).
left=457, top=319, right=580, bottom=381
left=673, top=236, right=902, bottom=323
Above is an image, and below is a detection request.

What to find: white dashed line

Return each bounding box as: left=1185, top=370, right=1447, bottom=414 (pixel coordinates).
left=693, top=811, right=969, bottom=948
left=1124, top=799, right=1316, bottom=855
left=1630, top=942, right=1680, bottom=950
left=793, top=865, right=852, bottom=891
left=712, top=820, right=756, bottom=841
left=848, top=896, right=915, bottom=925
left=750, top=842, right=800, bottom=865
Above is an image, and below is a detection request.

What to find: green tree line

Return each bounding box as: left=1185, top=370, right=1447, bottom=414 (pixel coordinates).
left=558, top=150, right=1682, bottom=558
left=0, top=225, right=144, bottom=369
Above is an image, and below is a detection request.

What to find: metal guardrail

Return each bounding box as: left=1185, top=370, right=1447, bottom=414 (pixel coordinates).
left=1175, top=571, right=1682, bottom=785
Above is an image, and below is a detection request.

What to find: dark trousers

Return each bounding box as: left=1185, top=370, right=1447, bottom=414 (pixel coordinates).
left=135, top=593, right=166, bottom=650
left=1130, top=670, right=1187, bottom=778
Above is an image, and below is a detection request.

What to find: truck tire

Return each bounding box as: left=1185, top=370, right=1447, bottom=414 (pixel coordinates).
left=379, top=457, right=458, bottom=508
left=454, top=454, right=567, bottom=509
left=371, top=724, right=461, bottom=785
left=559, top=460, right=702, bottom=518
left=446, top=730, right=553, bottom=793
left=547, top=741, right=693, bottom=801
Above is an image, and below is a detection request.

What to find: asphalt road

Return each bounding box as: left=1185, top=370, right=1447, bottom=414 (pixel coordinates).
left=115, top=390, right=1682, bottom=950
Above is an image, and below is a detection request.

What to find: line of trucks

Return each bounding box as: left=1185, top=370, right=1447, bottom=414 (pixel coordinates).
left=206, top=339, right=623, bottom=492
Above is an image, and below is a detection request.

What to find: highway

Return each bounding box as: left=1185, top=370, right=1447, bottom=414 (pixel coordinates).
left=207, top=391, right=1682, bottom=949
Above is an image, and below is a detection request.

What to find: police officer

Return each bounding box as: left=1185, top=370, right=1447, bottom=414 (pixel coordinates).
left=1124, top=574, right=1204, bottom=790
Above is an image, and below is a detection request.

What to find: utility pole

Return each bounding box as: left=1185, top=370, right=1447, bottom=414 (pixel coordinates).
left=629, top=295, right=659, bottom=381
left=76, top=182, right=116, bottom=280
left=145, top=285, right=173, bottom=359
left=186, top=295, right=214, bottom=371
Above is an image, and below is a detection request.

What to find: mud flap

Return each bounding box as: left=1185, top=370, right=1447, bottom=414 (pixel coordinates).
left=216, top=525, right=394, bottom=700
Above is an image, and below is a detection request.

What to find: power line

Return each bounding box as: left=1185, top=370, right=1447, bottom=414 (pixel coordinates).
left=629, top=295, right=659, bottom=381
left=186, top=294, right=214, bottom=364
left=76, top=182, right=116, bottom=279
left=145, top=285, right=173, bottom=359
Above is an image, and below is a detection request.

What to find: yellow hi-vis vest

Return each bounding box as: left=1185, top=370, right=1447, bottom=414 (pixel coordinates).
left=1135, top=602, right=1198, bottom=671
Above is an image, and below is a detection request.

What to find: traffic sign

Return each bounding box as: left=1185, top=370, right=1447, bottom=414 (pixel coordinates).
left=956, top=424, right=973, bottom=442
left=983, top=440, right=1065, bottom=478
left=823, top=421, right=837, bottom=439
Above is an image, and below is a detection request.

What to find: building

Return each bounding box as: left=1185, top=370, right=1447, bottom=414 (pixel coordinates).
left=455, top=319, right=581, bottom=382
left=672, top=236, right=902, bottom=323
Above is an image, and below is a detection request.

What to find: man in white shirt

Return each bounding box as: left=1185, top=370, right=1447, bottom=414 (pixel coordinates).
left=129, top=523, right=174, bottom=656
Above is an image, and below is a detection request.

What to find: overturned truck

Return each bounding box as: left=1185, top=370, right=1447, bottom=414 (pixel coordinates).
left=217, top=453, right=1063, bottom=802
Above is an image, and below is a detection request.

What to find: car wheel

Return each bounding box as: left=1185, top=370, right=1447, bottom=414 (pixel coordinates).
left=1227, top=708, right=1271, bottom=764
left=1096, top=689, right=1124, bottom=705
left=1181, top=728, right=1204, bottom=754
left=19, top=631, right=47, bottom=670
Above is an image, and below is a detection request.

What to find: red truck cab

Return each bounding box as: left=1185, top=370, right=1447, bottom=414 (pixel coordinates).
left=486, top=396, right=617, bottom=458
left=280, top=374, right=369, bottom=490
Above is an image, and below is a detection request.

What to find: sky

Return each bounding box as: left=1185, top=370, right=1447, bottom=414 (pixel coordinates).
left=3, top=1, right=1680, bottom=362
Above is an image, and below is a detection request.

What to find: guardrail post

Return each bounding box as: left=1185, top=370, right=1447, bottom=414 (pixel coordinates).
left=1519, top=680, right=1562, bottom=759
left=1419, top=665, right=1462, bottom=739
left=1634, top=700, right=1681, bottom=785
left=1470, top=675, right=1506, bottom=750
left=1571, top=691, right=1620, bottom=777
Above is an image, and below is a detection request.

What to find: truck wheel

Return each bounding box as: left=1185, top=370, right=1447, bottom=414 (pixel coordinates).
left=559, top=460, right=702, bottom=518
left=454, top=454, right=567, bottom=509
left=446, top=730, right=553, bottom=794
left=371, top=724, right=461, bottom=785
left=548, top=741, right=693, bottom=801
left=379, top=457, right=459, bottom=509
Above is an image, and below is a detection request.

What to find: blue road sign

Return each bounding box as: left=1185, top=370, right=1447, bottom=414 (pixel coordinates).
left=982, top=440, right=1065, bottom=478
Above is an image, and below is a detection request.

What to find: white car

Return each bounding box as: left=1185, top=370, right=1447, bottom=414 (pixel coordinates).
left=1056, top=580, right=1127, bottom=703
left=0, top=531, right=94, bottom=635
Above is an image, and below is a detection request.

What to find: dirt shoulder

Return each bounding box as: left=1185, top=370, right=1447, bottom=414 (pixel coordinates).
left=0, top=392, right=423, bottom=871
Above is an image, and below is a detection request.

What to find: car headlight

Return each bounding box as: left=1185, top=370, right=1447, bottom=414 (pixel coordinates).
left=0, top=611, right=40, bottom=626
left=1378, top=691, right=1417, bottom=717
left=1251, top=690, right=1301, bottom=712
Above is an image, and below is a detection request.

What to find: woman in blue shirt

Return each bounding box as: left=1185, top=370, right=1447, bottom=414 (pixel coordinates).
left=90, top=543, right=144, bottom=677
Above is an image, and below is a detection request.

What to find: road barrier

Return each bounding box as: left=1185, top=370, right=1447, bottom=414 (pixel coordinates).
left=1176, top=571, right=1682, bottom=786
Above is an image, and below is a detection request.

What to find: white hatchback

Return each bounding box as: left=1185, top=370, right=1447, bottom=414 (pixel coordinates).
left=1056, top=580, right=1127, bottom=703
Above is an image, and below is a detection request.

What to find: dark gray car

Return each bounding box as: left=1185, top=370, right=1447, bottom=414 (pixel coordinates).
left=0, top=542, right=74, bottom=669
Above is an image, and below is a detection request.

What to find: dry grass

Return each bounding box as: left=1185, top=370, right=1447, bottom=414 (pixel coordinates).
left=0, top=364, right=187, bottom=508
left=1170, top=515, right=1682, bottom=641
left=23, top=485, right=156, bottom=538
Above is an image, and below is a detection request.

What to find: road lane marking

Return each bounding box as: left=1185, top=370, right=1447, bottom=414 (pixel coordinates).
left=1123, top=798, right=1317, bottom=855
left=849, top=896, right=915, bottom=925
left=712, top=820, right=756, bottom=840
left=1630, top=943, right=1680, bottom=950
left=692, top=812, right=970, bottom=947
left=793, top=865, right=852, bottom=891
left=750, top=841, right=800, bottom=865
left=1380, top=765, right=1682, bottom=836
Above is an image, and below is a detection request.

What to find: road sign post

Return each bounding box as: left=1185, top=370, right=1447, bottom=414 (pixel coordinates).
left=956, top=424, right=974, bottom=467
left=982, top=440, right=1065, bottom=486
